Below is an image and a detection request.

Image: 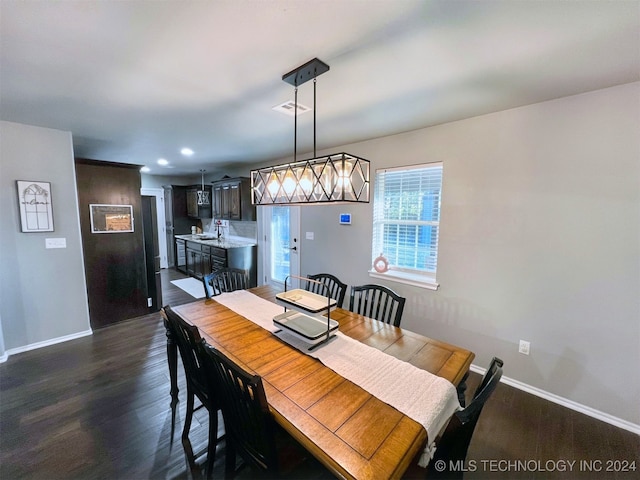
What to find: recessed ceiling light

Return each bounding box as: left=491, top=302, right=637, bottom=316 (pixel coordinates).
left=181, top=148, right=194, bottom=156
left=157, top=158, right=169, bottom=166
left=140, top=166, right=151, bottom=173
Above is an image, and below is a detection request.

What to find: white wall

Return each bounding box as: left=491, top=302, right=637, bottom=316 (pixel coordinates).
left=288, top=83, right=639, bottom=426
left=0, top=121, right=91, bottom=354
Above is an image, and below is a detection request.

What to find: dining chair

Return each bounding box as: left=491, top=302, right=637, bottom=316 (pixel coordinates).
left=202, top=267, right=250, bottom=298
left=349, top=284, right=406, bottom=327
left=197, top=341, right=309, bottom=479
left=428, top=357, right=504, bottom=479
left=162, top=305, right=222, bottom=478
left=305, top=273, right=348, bottom=308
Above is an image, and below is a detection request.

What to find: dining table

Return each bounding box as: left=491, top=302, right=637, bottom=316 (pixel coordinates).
left=165, top=285, right=475, bottom=480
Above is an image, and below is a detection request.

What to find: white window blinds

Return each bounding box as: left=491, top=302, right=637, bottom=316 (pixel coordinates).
left=372, top=163, right=443, bottom=279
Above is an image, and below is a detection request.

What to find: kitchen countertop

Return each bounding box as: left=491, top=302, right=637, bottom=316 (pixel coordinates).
left=175, top=234, right=257, bottom=249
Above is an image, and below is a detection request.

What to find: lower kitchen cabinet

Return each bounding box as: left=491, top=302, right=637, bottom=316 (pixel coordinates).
left=186, top=242, right=204, bottom=279
left=175, top=237, right=257, bottom=286
left=210, top=246, right=227, bottom=272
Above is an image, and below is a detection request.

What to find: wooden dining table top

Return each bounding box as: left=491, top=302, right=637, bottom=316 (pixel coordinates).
left=172, top=285, right=474, bottom=480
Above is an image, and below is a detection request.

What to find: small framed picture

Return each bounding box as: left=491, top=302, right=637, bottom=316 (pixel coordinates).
left=89, top=204, right=134, bottom=233
left=16, top=180, right=54, bottom=232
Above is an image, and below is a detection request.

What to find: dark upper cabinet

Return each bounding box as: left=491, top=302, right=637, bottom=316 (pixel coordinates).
left=212, top=177, right=255, bottom=221
left=186, top=185, right=212, bottom=219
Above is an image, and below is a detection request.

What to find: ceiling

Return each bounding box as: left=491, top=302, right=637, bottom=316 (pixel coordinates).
left=1, top=1, right=638, bottom=177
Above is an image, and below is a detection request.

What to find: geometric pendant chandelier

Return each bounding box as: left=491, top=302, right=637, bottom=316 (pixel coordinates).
left=251, top=58, right=370, bottom=205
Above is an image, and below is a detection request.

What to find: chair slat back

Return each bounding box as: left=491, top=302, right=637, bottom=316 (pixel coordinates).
left=198, top=342, right=278, bottom=473
left=203, top=268, right=250, bottom=298
left=306, top=273, right=347, bottom=307
left=349, top=284, right=406, bottom=327
left=429, top=357, right=504, bottom=478
left=163, top=305, right=208, bottom=397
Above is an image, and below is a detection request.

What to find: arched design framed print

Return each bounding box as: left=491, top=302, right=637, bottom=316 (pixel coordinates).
left=16, top=180, right=54, bottom=233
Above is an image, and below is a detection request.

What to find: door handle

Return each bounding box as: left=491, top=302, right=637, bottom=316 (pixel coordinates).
left=289, top=246, right=297, bottom=251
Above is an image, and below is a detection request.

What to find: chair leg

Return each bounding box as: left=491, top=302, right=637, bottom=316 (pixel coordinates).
left=205, top=409, right=219, bottom=479
left=170, top=394, right=179, bottom=443
left=181, top=389, right=197, bottom=469
left=224, top=437, right=236, bottom=480
left=165, top=324, right=180, bottom=441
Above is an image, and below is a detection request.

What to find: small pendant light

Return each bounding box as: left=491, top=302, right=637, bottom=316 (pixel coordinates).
left=197, top=169, right=210, bottom=206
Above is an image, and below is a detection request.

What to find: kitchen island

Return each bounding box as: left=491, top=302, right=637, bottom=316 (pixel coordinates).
left=174, top=234, right=257, bottom=287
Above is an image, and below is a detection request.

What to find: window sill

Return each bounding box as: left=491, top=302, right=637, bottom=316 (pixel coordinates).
left=368, top=270, right=439, bottom=291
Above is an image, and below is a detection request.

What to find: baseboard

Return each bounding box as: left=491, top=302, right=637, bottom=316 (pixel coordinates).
left=469, top=364, right=640, bottom=436
left=1, top=329, right=93, bottom=362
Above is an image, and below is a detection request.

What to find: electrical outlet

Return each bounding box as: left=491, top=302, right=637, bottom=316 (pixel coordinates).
left=147, top=298, right=153, bottom=307
left=519, top=340, right=530, bottom=355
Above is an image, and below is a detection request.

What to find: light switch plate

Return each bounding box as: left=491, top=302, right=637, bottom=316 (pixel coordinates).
left=45, top=238, right=67, bottom=249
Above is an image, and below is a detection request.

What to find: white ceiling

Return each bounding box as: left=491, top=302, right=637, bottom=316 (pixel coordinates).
left=1, top=0, right=638, bottom=176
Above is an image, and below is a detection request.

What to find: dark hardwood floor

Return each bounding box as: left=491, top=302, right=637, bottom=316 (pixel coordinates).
left=1, top=268, right=638, bottom=479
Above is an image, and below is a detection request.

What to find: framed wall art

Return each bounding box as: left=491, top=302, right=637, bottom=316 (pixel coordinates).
left=89, top=204, right=134, bottom=233
left=16, top=180, right=54, bottom=232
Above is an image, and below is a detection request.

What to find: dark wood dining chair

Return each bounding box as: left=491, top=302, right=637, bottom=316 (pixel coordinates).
left=349, top=284, right=406, bottom=327
left=197, top=342, right=309, bottom=479
left=162, top=305, right=222, bottom=478
left=428, top=357, right=504, bottom=479
left=202, top=267, right=250, bottom=298
left=305, top=273, right=348, bottom=308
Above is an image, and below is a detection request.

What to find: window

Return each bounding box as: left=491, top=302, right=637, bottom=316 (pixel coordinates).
left=371, top=162, right=442, bottom=290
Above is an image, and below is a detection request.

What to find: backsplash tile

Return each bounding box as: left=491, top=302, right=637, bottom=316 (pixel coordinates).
left=230, top=221, right=257, bottom=239
left=203, top=219, right=257, bottom=240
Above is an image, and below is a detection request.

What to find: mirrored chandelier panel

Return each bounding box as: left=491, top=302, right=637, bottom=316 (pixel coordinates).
left=252, top=153, right=369, bottom=205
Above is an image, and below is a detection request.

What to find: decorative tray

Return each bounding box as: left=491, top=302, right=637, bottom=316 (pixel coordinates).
left=273, top=311, right=339, bottom=345
left=275, top=288, right=337, bottom=314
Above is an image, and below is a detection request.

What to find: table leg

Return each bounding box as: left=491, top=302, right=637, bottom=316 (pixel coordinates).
left=164, top=320, right=179, bottom=439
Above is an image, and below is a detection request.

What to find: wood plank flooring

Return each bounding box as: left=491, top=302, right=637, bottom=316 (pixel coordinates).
left=1, top=268, right=638, bottom=479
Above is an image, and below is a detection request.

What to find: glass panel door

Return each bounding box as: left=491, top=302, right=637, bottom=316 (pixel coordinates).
left=270, top=206, right=290, bottom=284
left=260, top=205, right=300, bottom=288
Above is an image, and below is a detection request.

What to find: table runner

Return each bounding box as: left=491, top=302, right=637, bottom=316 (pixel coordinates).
left=213, top=290, right=462, bottom=467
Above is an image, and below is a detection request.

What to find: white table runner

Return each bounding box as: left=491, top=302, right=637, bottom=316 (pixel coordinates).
left=214, top=290, right=462, bottom=466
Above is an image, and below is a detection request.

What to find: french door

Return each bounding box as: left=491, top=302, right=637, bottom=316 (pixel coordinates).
left=259, top=206, right=300, bottom=289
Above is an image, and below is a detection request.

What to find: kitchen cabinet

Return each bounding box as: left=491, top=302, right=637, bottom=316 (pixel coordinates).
left=209, top=245, right=227, bottom=272
left=187, top=185, right=212, bottom=219
left=175, top=236, right=257, bottom=286
left=212, top=177, right=255, bottom=221
left=186, top=241, right=213, bottom=279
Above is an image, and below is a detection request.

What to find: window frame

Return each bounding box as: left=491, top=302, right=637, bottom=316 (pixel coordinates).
left=369, top=162, right=443, bottom=291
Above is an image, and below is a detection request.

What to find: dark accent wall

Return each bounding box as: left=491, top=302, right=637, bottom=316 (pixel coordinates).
left=75, top=159, right=148, bottom=329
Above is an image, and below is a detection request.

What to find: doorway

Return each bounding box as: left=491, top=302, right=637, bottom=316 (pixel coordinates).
left=141, top=196, right=162, bottom=311
left=258, top=206, right=300, bottom=289
left=140, top=187, right=168, bottom=268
